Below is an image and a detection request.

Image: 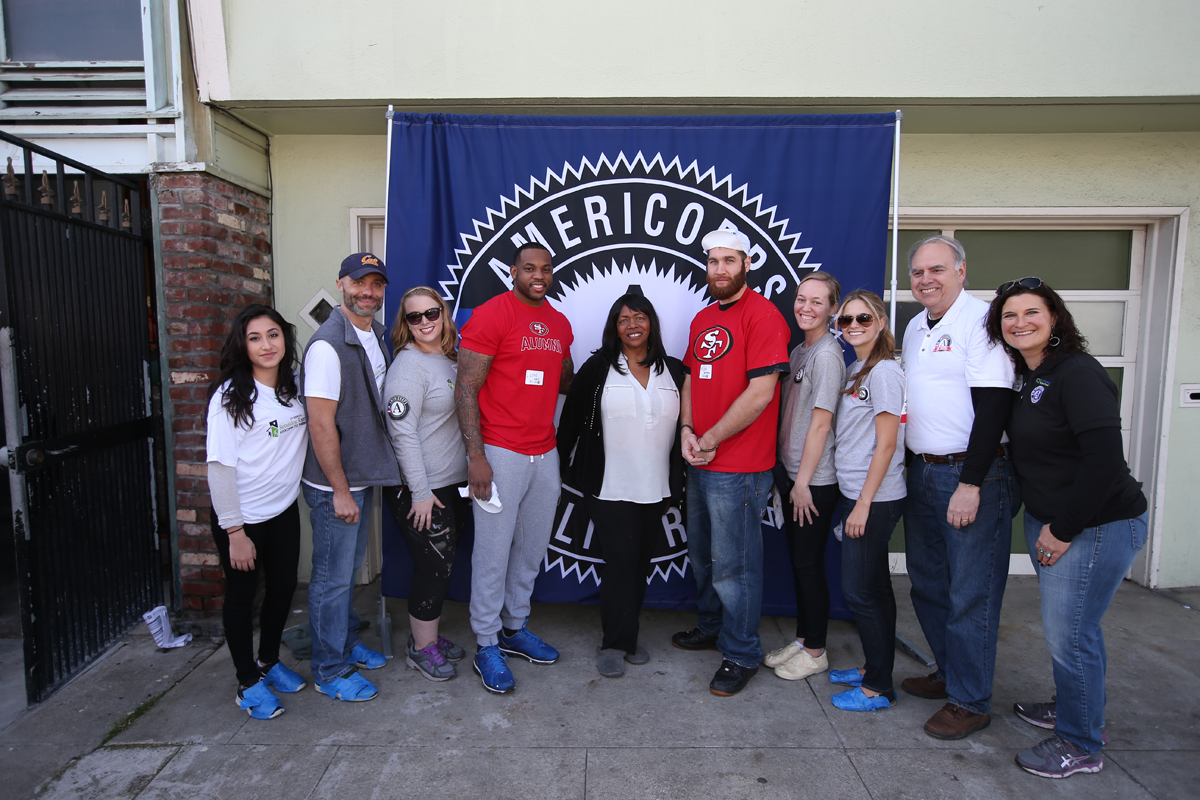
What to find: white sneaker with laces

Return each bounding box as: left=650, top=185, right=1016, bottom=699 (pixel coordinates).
left=774, top=650, right=829, bottom=681
left=764, top=641, right=804, bottom=668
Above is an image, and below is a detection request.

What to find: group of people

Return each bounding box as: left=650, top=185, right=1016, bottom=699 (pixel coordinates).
left=203, top=228, right=1147, bottom=780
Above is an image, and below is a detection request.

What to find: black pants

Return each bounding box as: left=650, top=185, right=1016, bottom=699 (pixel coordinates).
left=782, top=482, right=840, bottom=648
left=211, top=502, right=301, bottom=688
left=586, top=496, right=662, bottom=654
left=383, top=483, right=468, bottom=622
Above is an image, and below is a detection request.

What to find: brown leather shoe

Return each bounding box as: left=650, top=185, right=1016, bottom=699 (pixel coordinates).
left=924, top=702, right=991, bottom=740
left=901, top=672, right=948, bottom=699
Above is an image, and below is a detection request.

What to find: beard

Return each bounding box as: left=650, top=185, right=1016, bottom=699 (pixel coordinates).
left=708, top=264, right=748, bottom=301
left=343, top=290, right=381, bottom=317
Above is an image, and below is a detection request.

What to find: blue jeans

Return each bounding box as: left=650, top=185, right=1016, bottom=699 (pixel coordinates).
left=303, top=484, right=373, bottom=683
left=686, top=466, right=772, bottom=669
left=840, top=494, right=905, bottom=695
left=905, top=455, right=1019, bottom=714
left=1025, top=511, right=1147, bottom=753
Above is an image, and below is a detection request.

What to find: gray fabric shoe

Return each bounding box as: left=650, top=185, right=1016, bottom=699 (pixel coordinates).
left=407, top=635, right=456, bottom=682
left=1016, top=734, right=1104, bottom=778
left=624, top=644, right=650, bottom=665
left=596, top=648, right=626, bottom=678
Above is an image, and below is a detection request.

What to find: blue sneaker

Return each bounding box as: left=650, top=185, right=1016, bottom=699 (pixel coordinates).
left=473, top=645, right=515, bottom=694
left=829, top=668, right=864, bottom=687
left=437, top=635, right=466, bottom=662
left=831, top=686, right=895, bottom=712
left=497, top=623, right=559, bottom=664
left=315, top=670, right=378, bottom=702
left=236, top=679, right=283, bottom=719
left=349, top=642, right=386, bottom=670
left=261, top=661, right=306, bottom=693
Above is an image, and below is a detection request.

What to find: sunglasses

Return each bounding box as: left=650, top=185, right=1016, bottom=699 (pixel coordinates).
left=837, top=313, right=876, bottom=328
left=996, top=276, right=1044, bottom=295
left=404, top=307, right=442, bottom=324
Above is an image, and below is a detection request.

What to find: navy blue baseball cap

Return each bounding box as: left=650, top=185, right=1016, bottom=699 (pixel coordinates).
left=339, top=252, right=388, bottom=281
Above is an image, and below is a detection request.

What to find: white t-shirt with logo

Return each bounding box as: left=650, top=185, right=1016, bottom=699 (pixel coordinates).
left=302, top=324, right=387, bottom=491
left=901, top=291, right=1014, bottom=455
left=206, top=379, right=309, bottom=523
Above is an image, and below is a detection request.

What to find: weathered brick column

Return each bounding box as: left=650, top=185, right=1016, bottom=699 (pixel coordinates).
left=151, top=172, right=272, bottom=625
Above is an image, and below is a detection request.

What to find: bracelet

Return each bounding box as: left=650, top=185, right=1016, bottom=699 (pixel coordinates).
left=227, top=526, right=245, bottom=534
left=681, top=424, right=694, bottom=433
left=698, top=445, right=717, bottom=453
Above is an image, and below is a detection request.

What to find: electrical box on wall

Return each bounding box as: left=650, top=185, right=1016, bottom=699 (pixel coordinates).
left=1181, top=384, right=1200, bottom=408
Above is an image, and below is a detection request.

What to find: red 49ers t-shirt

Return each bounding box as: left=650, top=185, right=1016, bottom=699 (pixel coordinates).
left=684, top=290, right=790, bottom=473
left=459, top=291, right=573, bottom=455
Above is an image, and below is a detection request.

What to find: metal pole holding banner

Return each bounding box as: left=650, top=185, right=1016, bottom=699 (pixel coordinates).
left=378, top=104, right=396, bottom=659
left=889, top=110, right=903, bottom=333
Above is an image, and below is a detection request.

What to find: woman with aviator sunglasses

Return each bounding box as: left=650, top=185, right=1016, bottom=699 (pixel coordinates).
left=381, top=287, right=471, bottom=681
left=825, top=290, right=907, bottom=712
left=986, top=278, right=1147, bottom=779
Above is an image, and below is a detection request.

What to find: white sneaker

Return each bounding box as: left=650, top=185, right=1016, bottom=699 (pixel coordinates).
left=763, top=641, right=804, bottom=668
left=774, top=650, right=829, bottom=681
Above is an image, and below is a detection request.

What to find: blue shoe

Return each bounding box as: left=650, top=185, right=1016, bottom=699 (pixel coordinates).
left=829, top=668, right=864, bottom=687
left=315, top=670, right=378, bottom=702
left=236, top=679, right=283, bottom=719
left=349, top=642, right=386, bottom=670
left=831, top=686, right=895, bottom=712
left=437, top=634, right=466, bottom=662
left=497, top=623, right=559, bottom=664
left=261, top=661, right=306, bottom=693
left=473, top=645, right=515, bottom=694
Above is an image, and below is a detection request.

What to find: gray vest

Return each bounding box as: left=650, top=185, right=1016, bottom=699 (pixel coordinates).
left=301, top=307, right=402, bottom=487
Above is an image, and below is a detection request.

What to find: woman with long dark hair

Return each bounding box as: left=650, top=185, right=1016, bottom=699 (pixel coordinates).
left=825, top=290, right=907, bottom=712
left=987, top=278, right=1147, bottom=779
left=765, top=271, right=843, bottom=681
left=205, top=303, right=308, bottom=719
left=382, top=286, right=470, bottom=681
left=557, top=292, right=685, bottom=678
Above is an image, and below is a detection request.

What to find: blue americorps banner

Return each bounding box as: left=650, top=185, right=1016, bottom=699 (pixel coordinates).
left=381, top=112, right=896, bottom=621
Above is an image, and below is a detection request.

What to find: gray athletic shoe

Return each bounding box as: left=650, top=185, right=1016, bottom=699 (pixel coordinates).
left=1013, top=697, right=1056, bottom=729
left=406, top=635, right=456, bottom=682
left=1015, top=735, right=1104, bottom=779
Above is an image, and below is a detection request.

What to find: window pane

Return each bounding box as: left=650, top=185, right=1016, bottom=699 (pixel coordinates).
left=954, top=230, right=1133, bottom=291
left=3, top=0, right=142, bottom=61
left=1105, top=367, right=1123, bottom=405
left=891, top=301, right=924, bottom=352
left=1070, top=301, right=1126, bottom=357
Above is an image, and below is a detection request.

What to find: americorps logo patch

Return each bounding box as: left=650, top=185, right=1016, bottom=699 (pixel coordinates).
left=443, top=152, right=822, bottom=588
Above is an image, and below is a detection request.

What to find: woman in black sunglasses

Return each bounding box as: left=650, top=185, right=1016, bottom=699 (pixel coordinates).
left=381, top=286, right=470, bottom=681
left=986, top=279, right=1147, bottom=779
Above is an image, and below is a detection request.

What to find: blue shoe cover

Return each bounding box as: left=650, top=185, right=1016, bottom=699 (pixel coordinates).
left=829, top=668, right=864, bottom=687
left=349, top=642, right=386, bottom=670
left=831, top=686, right=894, bottom=712
left=237, top=679, right=283, bottom=719
left=262, top=661, right=306, bottom=693
left=315, top=670, right=378, bottom=702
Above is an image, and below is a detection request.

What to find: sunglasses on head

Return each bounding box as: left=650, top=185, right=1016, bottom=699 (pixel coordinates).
left=837, top=313, right=875, bottom=328
left=996, top=276, right=1044, bottom=295
left=404, top=307, right=442, bottom=324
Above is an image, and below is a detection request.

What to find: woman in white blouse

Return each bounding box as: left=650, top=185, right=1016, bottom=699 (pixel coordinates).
left=558, top=293, right=685, bottom=678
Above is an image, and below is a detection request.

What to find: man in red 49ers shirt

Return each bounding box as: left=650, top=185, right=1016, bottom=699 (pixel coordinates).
left=455, top=242, right=574, bottom=695
left=673, top=227, right=791, bottom=696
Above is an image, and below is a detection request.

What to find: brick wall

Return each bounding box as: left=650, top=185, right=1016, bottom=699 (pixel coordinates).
left=152, top=171, right=272, bottom=622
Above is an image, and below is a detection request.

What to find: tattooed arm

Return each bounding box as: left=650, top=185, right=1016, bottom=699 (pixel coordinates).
left=559, top=355, right=575, bottom=395
left=455, top=347, right=495, bottom=500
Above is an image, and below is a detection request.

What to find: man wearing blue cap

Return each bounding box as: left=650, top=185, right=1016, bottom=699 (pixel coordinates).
left=300, top=252, right=401, bottom=702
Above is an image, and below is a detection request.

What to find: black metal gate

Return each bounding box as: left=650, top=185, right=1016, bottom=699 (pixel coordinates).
left=0, top=130, right=164, bottom=704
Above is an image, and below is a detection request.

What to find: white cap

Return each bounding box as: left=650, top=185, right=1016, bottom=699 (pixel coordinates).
left=701, top=226, right=752, bottom=256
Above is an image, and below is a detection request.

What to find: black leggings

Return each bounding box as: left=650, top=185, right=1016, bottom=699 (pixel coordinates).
left=782, top=482, right=840, bottom=648
left=211, top=502, right=300, bottom=688
left=585, top=496, right=662, bottom=654
left=383, top=483, right=468, bottom=621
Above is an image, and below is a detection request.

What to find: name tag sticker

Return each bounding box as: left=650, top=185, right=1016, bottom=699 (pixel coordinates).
left=525, top=370, right=544, bottom=386
left=699, top=364, right=713, bottom=380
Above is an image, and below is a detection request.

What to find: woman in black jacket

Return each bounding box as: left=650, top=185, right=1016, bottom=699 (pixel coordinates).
left=558, top=292, right=685, bottom=678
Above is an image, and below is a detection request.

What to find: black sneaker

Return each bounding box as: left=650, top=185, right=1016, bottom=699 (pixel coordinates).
left=672, top=628, right=719, bottom=651
left=1013, top=698, right=1057, bottom=729
left=709, top=660, right=758, bottom=696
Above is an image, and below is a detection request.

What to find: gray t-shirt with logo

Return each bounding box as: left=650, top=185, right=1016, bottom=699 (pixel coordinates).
left=383, top=348, right=468, bottom=502
left=834, top=358, right=907, bottom=502
left=778, top=333, right=843, bottom=486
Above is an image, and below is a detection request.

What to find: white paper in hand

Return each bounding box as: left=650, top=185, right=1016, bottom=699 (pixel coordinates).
left=460, top=482, right=503, bottom=513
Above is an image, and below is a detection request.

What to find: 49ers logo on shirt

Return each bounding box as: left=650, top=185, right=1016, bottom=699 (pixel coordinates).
left=529, top=321, right=549, bottom=336
left=692, top=325, right=732, bottom=362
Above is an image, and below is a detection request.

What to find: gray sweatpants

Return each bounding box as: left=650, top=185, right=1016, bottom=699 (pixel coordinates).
left=470, top=444, right=561, bottom=646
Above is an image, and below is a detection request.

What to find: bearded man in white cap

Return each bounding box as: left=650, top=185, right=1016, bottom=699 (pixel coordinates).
left=672, top=226, right=791, bottom=696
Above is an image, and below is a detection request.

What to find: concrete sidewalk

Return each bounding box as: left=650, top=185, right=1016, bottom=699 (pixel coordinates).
left=3, top=576, right=1197, bottom=800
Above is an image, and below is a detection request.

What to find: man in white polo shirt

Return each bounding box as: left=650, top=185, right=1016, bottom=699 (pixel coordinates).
left=900, top=234, right=1020, bottom=740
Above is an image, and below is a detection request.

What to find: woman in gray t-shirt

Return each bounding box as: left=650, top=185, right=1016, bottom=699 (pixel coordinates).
left=827, top=290, right=907, bottom=713
left=765, top=272, right=844, bottom=683
left=382, top=287, right=470, bottom=682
